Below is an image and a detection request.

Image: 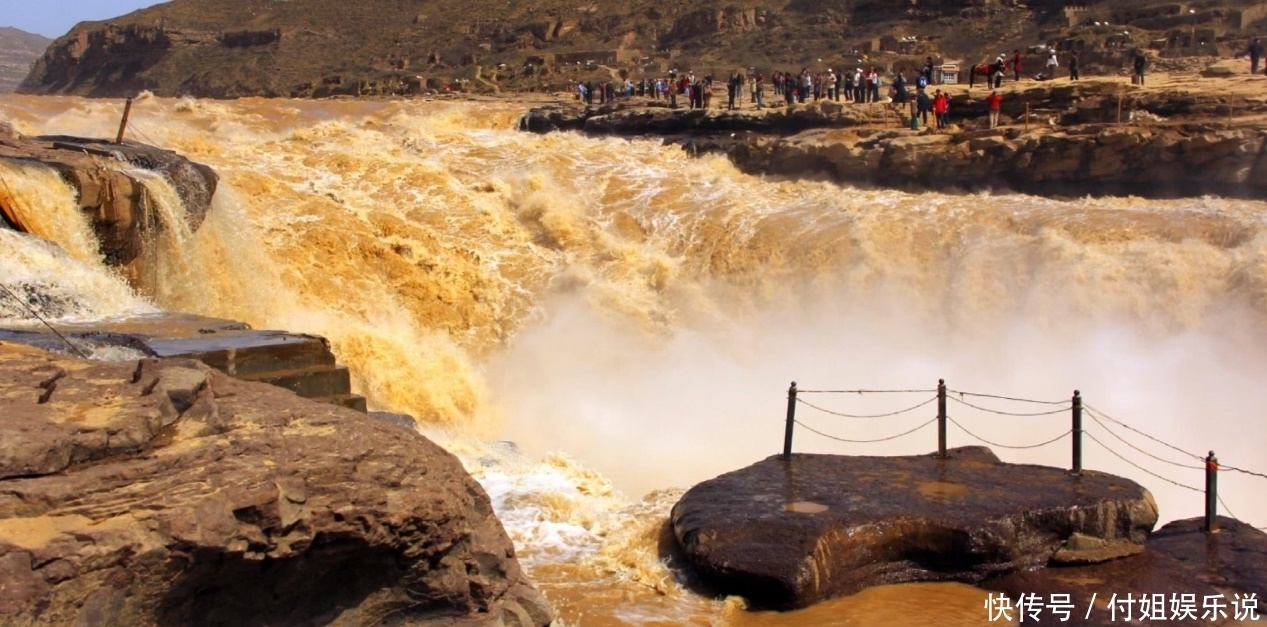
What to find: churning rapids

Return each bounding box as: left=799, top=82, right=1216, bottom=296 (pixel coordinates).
left=2, top=93, right=1266, bottom=626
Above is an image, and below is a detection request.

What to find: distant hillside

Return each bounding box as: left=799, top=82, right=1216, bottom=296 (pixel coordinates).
left=0, top=27, right=51, bottom=93
left=16, top=0, right=1267, bottom=98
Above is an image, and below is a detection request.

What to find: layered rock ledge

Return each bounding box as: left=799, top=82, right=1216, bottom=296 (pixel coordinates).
left=670, top=447, right=1158, bottom=610
left=521, top=78, right=1267, bottom=199
left=0, top=125, right=217, bottom=272
left=0, top=343, right=553, bottom=627
left=718, top=123, right=1267, bottom=199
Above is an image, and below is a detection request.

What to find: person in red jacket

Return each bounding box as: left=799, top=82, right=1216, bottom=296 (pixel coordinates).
left=986, top=90, right=1003, bottom=129
left=933, top=89, right=950, bottom=130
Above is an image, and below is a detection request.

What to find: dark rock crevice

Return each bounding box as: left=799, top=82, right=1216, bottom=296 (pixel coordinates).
left=156, top=540, right=406, bottom=627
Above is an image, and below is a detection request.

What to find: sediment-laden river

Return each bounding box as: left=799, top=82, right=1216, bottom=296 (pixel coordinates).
left=1, top=93, right=1265, bottom=626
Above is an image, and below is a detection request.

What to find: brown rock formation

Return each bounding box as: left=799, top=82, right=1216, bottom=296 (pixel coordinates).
left=980, top=518, right=1267, bottom=626
left=0, top=343, right=554, bottom=627
left=17, top=0, right=1266, bottom=97
left=1149, top=516, right=1267, bottom=598
left=520, top=79, right=1267, bottom=199
left=0, top=27, right=51, bottom=93
left=0, top=131, right=217, bottom=270
left=722, top=123, right=1267, bottom=199
left=670, top=447, right=1158, bottom=610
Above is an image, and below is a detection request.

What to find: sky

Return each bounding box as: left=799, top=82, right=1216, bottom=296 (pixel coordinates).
left=4, top=0, right=164, bottom=38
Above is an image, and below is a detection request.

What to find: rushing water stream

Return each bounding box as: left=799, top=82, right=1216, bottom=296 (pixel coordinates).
left=2, top=93, right=1265, bottom=626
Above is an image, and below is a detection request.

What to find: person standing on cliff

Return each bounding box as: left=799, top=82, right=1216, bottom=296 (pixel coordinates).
left=1133, top=50, right=1147, bottom=86
left=917, top=88, right=932, bottom=127
left=986, top=89, right=1002, bottom=129
left=1069, top=52, right=1080, bottom=81
left=1012, top=49, right=1023, bottom=82
left=1249, top=38, right=1263, bottom=74
left=892, top=69, right=908, bottom=105
left=934, top=89, right=950, bottom=130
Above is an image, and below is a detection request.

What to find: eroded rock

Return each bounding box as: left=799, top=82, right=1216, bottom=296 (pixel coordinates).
left=0, top=343, right=553, bottom=627
left=670, top=447, right=1157, bottom=610
left=1148, top=516, right=1267, bottom=599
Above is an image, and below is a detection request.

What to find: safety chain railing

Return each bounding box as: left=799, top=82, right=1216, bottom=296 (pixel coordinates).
left=781, top=379, right=1267, bottom=533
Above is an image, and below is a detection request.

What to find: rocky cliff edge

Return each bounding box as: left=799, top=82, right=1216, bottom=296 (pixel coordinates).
left=0, top=342, right=554, bottom=627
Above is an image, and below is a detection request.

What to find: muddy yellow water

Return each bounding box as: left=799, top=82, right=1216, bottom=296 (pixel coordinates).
left=2, top=93, right=1265, bottom=625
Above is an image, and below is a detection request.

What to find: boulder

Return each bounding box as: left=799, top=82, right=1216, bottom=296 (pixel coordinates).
left=0, top=132, right=219, bottom=269
left=980, top=516, right=1267, bottom=627
left=1148, top=516, right=1267, bottom=599
left=670, top=447, right=1157, bottom=610
left=0, top=343, right=553, bottom=627
left=1200, top=58, right=1242, bottom=78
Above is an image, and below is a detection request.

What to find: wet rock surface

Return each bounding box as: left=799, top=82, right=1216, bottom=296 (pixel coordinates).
left=0, top=312, right=367, bottom=412
left=981, top=549, right=1243, bottom=627
left=979, top=516, right=1267, bottom=626
left=0, top=130, right=217, bottom=267
left=1149, top=516, right=1267, bottom=599
left=0, top=343, right=554, bottom=627
left=670, top=447, right=1158, bottom=610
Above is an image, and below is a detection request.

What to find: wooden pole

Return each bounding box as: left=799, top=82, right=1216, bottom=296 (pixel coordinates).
left=115, top=96, right=134, bottom=144
left=1117, top=94, right=1122, bottom=125
left=1025, top=103, right=1030, bottom=132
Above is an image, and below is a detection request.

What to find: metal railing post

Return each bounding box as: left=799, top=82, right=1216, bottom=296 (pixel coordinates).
left=116, top=96, right=134, bottom=145
left=937, top=379, right=947, bottom=458
left=1072, top=390, right=1083, bottom=474
left=1205, top=451, right=1219, bottom=533
left=782, top=381, right=798, bottom=460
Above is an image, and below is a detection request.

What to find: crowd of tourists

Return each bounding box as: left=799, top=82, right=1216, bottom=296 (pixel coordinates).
left=571, top=39, right=1264, bottom=130
left=571, top=53, right=1066, bottom=130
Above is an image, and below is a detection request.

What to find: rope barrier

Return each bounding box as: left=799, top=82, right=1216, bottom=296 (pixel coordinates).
left=796, top=395, right=937, bottom=419
left=1084, top=430, right=1202, bottom=493
left=127, top=121, right=161, bottom=147
left=797, top=389, right=937, bottom=395
left=1084, top=405, right=1204, bottom=461
left=947, top=417, right=1071, bottom=450
left=947, top=395, right=1071, bottom=417
left=784, top=384, right=1266, bottom=522
left=946, top=389, right=1068, bottom=405
left=1219, top=463, right=1267, bottom=482
left=1086, top=405, right=1267, bottom=481
left=0, top=281, right=90, bottom=359
left=1217, top=496, right=1267, bottom=531
left=794, top=417, right=937, bottom=444
left=1085, top=414, right=1205, bottom=470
